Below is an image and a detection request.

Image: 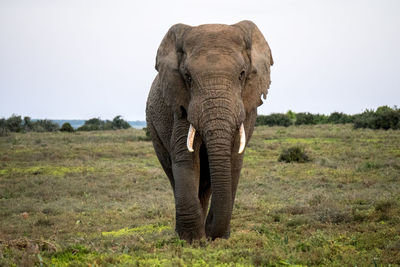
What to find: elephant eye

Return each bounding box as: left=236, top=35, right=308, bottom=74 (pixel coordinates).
left=185, top=73, right=192, bottom=84
left=239, top=70, right=245, bottom=81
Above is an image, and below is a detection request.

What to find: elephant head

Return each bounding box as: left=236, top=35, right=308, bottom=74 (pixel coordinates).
left=155, top=21, right=273, bottom=239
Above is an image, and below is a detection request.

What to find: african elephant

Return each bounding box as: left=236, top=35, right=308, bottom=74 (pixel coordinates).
left=146, top=20, right=273, bottom=242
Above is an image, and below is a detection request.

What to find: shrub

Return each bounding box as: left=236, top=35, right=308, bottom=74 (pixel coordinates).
left=294, top=113, right=316, bottom=125
left=313, top=114, right=329, bottom=124
left=85, top=118, right=103, bottom=127
left=103, top=120, right=113, bottom=130
left=256, top=113, right=291, bottom=127
left=374, top=106, right=400, bottom=129
left=23, top=116, right=34, bottom=131
left=77, top=118, right=103, bottom=131
left=77, top=116, right=131, bottom=131
left=60, top=122, right=74, bottom=132
left=354, top=106, right=400, bottom=130
left=139, top=127, right=152, bottom=141
left=328, top=112, right=354, bottom=124
left=112, top=115, right=131, bottom=129
left=286, top=110, right=296, bottom=125
left=278, top=146, right=310, bottom=163
left=6, top=114, right=23, bottom=132
left=0, top=115, right=59, bottom=133
left=0, top=118, right=9, bottom=136
left=32, top=120, right=60, bottom=132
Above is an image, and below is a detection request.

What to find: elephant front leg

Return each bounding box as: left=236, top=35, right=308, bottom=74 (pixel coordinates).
left=172, top=162, right=204, bottom=242
left=171, top=119, right=204, bottom=243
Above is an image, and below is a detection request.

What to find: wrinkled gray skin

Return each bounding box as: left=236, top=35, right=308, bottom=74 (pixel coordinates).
left=146, top=20, right=273, bottom=243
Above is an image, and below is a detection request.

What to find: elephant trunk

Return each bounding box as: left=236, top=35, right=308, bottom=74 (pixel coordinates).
left=197, top=89, right=240, bottom=237
left=203, top=119, right=234, bottom=238
left=187, top=76, right=245, bottom=238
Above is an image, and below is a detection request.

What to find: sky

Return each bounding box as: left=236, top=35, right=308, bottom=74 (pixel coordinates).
left=0, top=0, right=399, bottom=120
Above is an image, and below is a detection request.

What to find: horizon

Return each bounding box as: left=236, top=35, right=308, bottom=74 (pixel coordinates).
left=2, top=104, right=397, bottom=122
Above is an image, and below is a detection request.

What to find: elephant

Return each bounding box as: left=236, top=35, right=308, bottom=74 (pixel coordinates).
left=146, top=20, right=273, bottom=242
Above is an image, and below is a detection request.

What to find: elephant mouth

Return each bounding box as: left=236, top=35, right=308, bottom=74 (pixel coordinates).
left=186, top=123, right=246, bottom=154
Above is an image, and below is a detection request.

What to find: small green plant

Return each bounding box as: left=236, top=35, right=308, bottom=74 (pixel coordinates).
left=60, top=122, right=74, bottom=132
left=278, top=146, right=310, bottom=163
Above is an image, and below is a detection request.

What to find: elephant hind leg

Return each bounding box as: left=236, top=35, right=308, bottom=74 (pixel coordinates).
left=199, top=144, right=211, bottom=220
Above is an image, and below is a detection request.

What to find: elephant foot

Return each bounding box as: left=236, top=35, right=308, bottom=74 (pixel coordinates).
left=205, top=213, right=231, bottom=240
left=205, top=227, right=230, bottom=240
left=176, top=227, right=205, bottom=244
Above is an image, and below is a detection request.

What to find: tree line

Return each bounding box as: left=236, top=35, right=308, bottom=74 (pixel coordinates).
left=1, top=106, right=398, bottom=136
left=256, top=106, right=399, bottom=130
left=0, top=115, right=131, bottom=136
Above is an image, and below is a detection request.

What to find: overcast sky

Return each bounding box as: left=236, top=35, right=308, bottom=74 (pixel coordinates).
left=0, top=0, right=399, bottom=120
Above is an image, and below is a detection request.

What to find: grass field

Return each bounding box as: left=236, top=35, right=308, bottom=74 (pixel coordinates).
left=0, top=125, right=399, bottom=266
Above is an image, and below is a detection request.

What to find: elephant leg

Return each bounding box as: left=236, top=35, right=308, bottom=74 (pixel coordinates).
left=171, top=120, right=204, bottom=242
left=147, top=122, right=174, bottom=188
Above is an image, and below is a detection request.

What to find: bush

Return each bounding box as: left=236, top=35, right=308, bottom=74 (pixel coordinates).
left=77, top=116, right=131, bottom=131
left=256, top=113, right=291, bottom=127
left=31, top=120, right=60, bottom=132
left=294, top=113, right=317, bottom=125
left=6, top=115, right=23, bottom=132
left=286, top=110, right=296, bottom=125
left=374, top=106, right=400, bottom=129
left=112, top=115, right=131, bottom=129
left=278, top=146, right=310, bottom=163
left=60, top=122, right=74, bottom=132
left=354, top=106, right=400, bottom=130
left=328, top=112, right=354, bottom=124
left=77, top=118, right=103, bottom=131
left=0, top=118, right=9, bottom=136
left=0, top=115, right=59, bottom=133
left=139, top=127, right=152, bottom=141
left=23, top=116, right=34, bottom=131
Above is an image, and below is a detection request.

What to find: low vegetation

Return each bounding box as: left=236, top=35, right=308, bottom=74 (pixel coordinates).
left=353, top=106, right=400, bottom=130
left=77, top=116, right=131, bottom=131
left=60, top=123, right=74, bottom=133
left=256, top=106, right=400, bottom=130
left=0, top=125, right=399, bottom=266
left=278, top=146, right=310, bottom=163
left=0, top=115, right=59, bottom=135
left=0, top=115, right=131, bottom=136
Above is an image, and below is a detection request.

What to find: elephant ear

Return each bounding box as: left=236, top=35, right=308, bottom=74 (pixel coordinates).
left=156, top=24, right=191, bottom=115
left=234, top=20, right=273, bottom=114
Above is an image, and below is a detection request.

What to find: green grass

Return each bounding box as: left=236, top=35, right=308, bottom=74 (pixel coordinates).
left=0, top=125, right=399, bottom=266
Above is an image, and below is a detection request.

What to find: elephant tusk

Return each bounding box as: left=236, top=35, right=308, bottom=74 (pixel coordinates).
left=187, top=124, right=196, bottom=152
left=238, top=123, right=246, bottom=154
